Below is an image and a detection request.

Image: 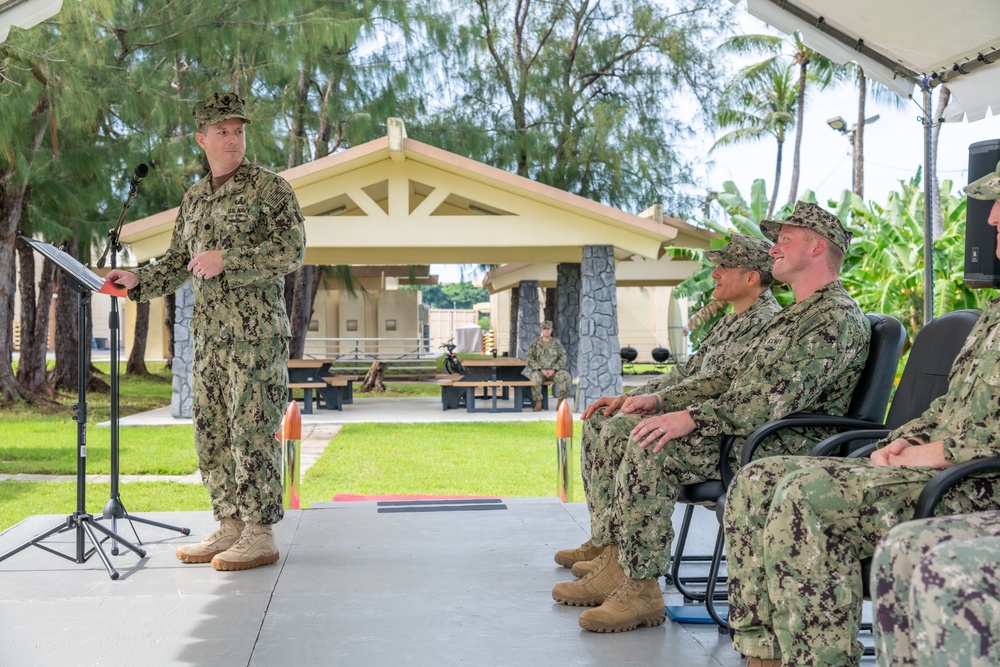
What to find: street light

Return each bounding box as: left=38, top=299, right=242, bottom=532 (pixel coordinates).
left=827, top=114, right=880, bottom=196
left=826, top=114, right=879, bottom=135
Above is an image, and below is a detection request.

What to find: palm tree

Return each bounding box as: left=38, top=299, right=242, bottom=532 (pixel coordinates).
left=714, top=33, right=847, bottom=207
left=712, top=58, right=797, bottom=218
left=787, top=33, right=847, bottom=203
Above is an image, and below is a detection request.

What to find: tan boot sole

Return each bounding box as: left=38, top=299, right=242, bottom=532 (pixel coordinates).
left=578, top=608, right=666, bottom=633
left=176, top=549, right=225, bottom=564
left=211, top=552, right=280, bottom=571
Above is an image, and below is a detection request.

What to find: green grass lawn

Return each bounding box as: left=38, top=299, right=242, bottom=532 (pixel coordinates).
left=1, top=362, right=587, bottom=531
left=302, top=421, right=585, bottom=502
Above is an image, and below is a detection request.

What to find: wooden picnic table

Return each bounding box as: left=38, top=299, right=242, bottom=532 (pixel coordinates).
left=439, top=357, right=539, bottom=413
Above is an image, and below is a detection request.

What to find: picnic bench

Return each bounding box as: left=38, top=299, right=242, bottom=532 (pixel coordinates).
left=288, top=382, right=327, bottom=414
left=439, top=366, right=556, bottom=413
left=287, top=359, right=358, bottom=413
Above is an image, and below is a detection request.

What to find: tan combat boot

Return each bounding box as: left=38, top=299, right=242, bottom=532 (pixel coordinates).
left=747, top=659, right=782, bottom=667
left=571, top=557, right=599, bottom=578
left=175, top=517, right=245, bottom=563
left=552, top=546, right=624, bottom=606
left=554, top=538, right=606, bottom=568
left=533, top=400, right=543, bottom=412
left=211, top=523, right=280, bottom=571
left=577, top=576, right=666, bottom=633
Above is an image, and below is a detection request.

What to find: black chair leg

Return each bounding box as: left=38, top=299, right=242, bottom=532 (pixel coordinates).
left=702, top=523, right=729, bottom=632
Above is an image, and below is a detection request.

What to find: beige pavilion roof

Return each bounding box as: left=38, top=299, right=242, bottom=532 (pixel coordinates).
left=118, top=119, right=713, bottom=269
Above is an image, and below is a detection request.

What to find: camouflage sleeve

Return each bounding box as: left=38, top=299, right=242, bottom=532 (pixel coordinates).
left=525, top=340, right=542, bottom=370
left=657, top=368, right=735, bottom=412
left=129, top=208, right=195, bottom=303
left=551, top=339, right=567, bottom=370
left=222, top=176, right=305, bottom=288
left=886, top=301, right=1000, bottom=462
left=688, top=306, right=869, bottom=437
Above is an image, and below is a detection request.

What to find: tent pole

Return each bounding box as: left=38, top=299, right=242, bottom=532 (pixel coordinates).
left=922, top=85, right=934, bottom=325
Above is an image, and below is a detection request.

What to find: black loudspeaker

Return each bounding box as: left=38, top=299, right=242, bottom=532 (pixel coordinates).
left=964, top=139, right=1000, bottom=288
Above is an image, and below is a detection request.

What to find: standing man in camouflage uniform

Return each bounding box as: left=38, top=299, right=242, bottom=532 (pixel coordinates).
left=106, top=92, right=305, bottom=572
left=723, top=165, right=1000, bottom=667
left=553, top=202, right=870, bottom=635
left=557, top=234, right=780, bottom=570
left=524, top=320, right=571, bottom=411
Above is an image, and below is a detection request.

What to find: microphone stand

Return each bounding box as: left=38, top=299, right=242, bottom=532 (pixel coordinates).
left=97, top=167, right=190, bottom=553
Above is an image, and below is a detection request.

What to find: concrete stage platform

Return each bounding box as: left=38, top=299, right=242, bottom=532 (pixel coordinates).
left=0, top=498, right=759, bottom=667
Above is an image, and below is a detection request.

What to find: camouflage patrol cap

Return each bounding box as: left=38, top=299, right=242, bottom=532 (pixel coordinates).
left=759, top=201, right=852, bottom=254
left=192, top=92, right=251, bottom=127
left=705, top=233, right=774, bottom=274
left=965, top=160, right=1000, bottom=200
left=541, top=320, right=553, bottom=329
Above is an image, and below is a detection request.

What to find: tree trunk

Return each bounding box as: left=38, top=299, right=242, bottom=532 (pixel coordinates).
left=508, top=288, right=519, bottom=356
left=360, top=360, right=387, bottom=393
left=50, top=238, right=84, bottom=392
left=930, top=86, right=951, bottom=240
left=0, top=99, right=47, bottom=405
left=288, top=62, right=309, bottom=170
left=49, top=270, right=108, bottom=394
left=788, top=59, right=808, bottom=205
left=283, top=273, right=295, bottom=326
left=164, top=291, right=175, bottom=370
left=854, top=70, right=867, bottom=199
left=289, top=265, right=313, bottom=359
left=543, top=287, right=556, bottom=329
left=15, top=242, right=55, bottom=397
left=768, top=139, right=784, bottom=219
left=126, top=300, right=150, bottom=375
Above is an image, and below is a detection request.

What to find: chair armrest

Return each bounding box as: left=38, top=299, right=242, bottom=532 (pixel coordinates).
left=847, top=443, right=878, bottom=459
left=809, top=429, right=891, bottom=457
left=913, top=458, right=1000, bottom=519
left=738, top=414, right=886, bottom=468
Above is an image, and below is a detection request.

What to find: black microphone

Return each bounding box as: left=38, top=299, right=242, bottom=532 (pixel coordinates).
left=130, top=163, right=149, bottom=187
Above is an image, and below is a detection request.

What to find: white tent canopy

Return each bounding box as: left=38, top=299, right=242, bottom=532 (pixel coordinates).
left=736, top=0, right=1000, bottom=121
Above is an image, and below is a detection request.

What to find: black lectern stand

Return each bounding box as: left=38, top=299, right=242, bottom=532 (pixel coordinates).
left=0, top=233, right=146, bottom=579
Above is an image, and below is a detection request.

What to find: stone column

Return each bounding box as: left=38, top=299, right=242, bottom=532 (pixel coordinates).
left=556, top=262, right=581, bottom=394
left=577, top=245, right=621, bottom=406
left=170, top=281, right=194, bottom=419
left=508, top=288, right=519, bottom=357
left=515, top=280, right=540, bottom=360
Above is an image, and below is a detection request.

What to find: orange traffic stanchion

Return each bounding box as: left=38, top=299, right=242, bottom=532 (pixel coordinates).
left=555, top=399, right=573, bottom=503
left=282, top=400, right=302, bottom=510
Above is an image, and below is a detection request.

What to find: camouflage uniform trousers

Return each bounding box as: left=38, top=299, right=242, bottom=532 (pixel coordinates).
left=873, top=510, right=1000, bottom=667
left=528, top=369, right=571, bottom=403
left=192, top=335, right=288, bottom=526
left=580, top=411, right=646, bottom=547
left=726, top=456, right=1000, bottom=667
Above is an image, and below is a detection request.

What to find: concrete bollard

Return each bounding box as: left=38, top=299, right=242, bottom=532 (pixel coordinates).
left=282, top=400, right=302, bottom=510
left=555, top=399, right=573, bottom=503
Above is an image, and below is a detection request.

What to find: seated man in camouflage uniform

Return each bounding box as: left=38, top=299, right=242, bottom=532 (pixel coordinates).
left=524, top=320, right=571, bottom=411
left=557, top=234, right=781, bottom=570
left=872, top=510, right=1000, bottom=667
left=723, top=166, right=1000, bottom=667
left=552, top=202, right=871, bottom=635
